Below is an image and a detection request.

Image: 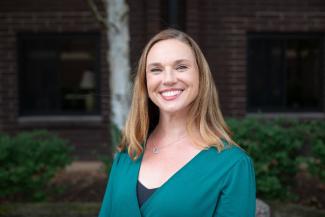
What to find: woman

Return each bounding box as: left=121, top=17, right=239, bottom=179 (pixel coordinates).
left=99, top=29, right=256, bottom=217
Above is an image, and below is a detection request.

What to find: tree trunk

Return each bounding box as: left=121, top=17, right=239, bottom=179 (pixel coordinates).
left=106, top=0, right=131, bottom=145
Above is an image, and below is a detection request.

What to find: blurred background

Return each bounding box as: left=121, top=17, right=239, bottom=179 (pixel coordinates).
left=0, top=0, right=324, bottom=217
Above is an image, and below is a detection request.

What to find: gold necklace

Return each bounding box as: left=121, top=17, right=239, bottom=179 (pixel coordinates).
left=150, top=135, right=187, bottom=154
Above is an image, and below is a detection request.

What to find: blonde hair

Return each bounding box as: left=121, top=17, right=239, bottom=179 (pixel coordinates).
left=119, top=28, right=237, bottom=160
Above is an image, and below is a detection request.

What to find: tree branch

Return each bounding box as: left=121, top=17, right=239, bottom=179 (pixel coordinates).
left=85, top=0, right=108, bottom=30
left=120, top=2, right=129, bottom=24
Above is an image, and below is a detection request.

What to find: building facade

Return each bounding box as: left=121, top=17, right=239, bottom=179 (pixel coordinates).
left=0, top=0, right=324, bottom=159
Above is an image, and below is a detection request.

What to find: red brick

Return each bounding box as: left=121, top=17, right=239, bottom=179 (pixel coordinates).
left=1, top=0, right=325, bottom=158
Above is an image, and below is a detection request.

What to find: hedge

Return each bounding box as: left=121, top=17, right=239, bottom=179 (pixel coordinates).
left=0, top=130, right=73, bottom=201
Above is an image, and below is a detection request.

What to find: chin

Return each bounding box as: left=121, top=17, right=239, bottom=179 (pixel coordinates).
left=159, top=105, right=190, bottom=115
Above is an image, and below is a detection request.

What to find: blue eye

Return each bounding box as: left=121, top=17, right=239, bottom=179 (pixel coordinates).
left=150, top=68, right=162, bottom=74
left=176, top=65, right=188, bottom=71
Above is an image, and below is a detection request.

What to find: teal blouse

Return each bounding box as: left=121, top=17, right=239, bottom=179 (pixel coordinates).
left=98, top=145, right=256, bottom=217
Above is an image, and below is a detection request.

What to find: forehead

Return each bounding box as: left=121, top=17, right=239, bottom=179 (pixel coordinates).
left=146, top=39, right=195, bottom=65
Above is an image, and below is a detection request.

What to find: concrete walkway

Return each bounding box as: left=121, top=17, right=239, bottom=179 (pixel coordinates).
left=64, top=161, right=105, bottom=173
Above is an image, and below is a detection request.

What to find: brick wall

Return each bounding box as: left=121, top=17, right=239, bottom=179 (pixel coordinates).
left=0, top=0, right=110, bottom=160
left=129, top=0, right=325, bottom=117
left=0, top=0, right=324, bottom=159
left=128, top=0, right=161, bottom=69
left=184, top=0, right=325, bottom=117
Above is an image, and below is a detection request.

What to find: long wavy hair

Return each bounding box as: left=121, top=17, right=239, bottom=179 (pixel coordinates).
left=118, top=28, right=237, bottom=160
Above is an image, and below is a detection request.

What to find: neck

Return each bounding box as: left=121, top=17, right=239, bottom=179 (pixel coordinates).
left=154, top=111, right=188, bottom=138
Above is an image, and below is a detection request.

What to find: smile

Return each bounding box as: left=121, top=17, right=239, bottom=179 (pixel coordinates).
left=159, top=89, right=183, bottom=100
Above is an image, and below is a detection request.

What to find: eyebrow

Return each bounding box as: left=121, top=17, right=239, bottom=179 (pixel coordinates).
left=147, top=59, right=191, bottom=67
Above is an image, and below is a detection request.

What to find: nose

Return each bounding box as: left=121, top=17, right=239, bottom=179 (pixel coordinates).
left=163, top=67, right=177, bottom=85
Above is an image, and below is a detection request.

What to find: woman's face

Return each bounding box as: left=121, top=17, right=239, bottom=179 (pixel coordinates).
left=146, top=39, right=199, bottom=115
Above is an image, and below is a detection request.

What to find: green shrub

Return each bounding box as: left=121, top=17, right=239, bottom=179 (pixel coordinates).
left=100, top=123, right=121, bottom=174
left=227, top=117, right=325, bottom=200
left=298, top=121, right=325, bottom=181
left=0, top=130, right=73, bottom=201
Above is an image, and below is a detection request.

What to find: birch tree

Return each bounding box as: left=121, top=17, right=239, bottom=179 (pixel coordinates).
left=87, top=0, right=131, bottom=146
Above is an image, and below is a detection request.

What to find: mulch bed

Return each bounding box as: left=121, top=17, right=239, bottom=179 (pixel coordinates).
left=47, top=169, right=325, bottom=210
left=2, top=166, right=323, bottom=210
left=294, top=171, right=325, bottom=209
left=48, top=169, right=108, bottom=202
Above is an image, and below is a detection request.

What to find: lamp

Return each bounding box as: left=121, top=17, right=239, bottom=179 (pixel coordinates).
left=80, top=70, right=95, bottom=90
left=80, top=70, right=95, bottom=111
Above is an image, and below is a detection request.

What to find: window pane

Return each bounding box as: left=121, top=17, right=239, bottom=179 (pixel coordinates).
left=19, top=34, right=100, bottom=115
left=161, top=0, right=186, bottom=31
left=60, top=39, right=97, bottom=112
left=268, top=40, right=285, bottom=107
left=248, top=39, right=268, bottom=108
left=248, top=39, right=285, bottom=109
left=22, top=48, right=60, bottom=113
left=247, top=34, right=323, bottom=112
left=286, top=39, right=321, bottom=110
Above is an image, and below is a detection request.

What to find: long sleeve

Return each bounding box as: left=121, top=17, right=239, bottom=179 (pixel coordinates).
left=213, top=155, right=256, bottom=217
left=98, top=152, right=120, bottom=217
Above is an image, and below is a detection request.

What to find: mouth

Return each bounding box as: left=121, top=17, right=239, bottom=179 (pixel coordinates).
left=159, top=89, right=184, bottom=100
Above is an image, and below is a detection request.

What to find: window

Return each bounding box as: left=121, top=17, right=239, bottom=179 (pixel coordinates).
left=161, top=0, right=186, bottom=31
left=247, top=33, right=323, bottom=112
left=18, top=33, right=100, bottom=115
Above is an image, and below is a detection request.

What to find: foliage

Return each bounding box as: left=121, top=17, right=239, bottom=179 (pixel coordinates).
left=99, top=123, right=122, bottom=174
left=227, top=117, right=325, bottom=200
left=99, top=154, right=113, bottom=175
left=0, top=130, right=73, bottom=201
left=110, top=123, right=122, bottom=148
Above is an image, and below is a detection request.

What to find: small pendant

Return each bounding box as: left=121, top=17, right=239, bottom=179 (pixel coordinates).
left=152, top=147, right=159, bottom=154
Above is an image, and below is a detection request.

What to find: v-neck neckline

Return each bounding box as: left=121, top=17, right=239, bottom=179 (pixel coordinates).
left=135, top=147, right=210, bottom=210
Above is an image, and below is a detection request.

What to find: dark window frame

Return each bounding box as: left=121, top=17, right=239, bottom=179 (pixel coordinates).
left=246, top=32, right=324, bottom=113
left=17, top=32, right=101, bottom=116
left=161, top=0, right=186, bottom=31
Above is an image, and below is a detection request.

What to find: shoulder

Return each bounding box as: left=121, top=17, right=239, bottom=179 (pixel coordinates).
left=111, top=150, right=141, bottom=170
left=209, top=143, right=251, bottom=161
left=206, top=143, right=253, bottom=173
left=112, top=151, right=132, bottom=165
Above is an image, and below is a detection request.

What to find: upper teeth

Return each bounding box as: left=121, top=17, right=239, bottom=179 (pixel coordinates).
left=161, top=90, right=182, bottom=97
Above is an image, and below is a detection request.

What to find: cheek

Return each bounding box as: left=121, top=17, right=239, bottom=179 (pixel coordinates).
left=146, top=74, right=160, bottom=90
left=189, top=70, right=200, bottom=94
left=192, top=83, right=199, bottom=99
left=146, top=74, right=157, bottom=100
left=146, top=74, right=153, bottom=91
